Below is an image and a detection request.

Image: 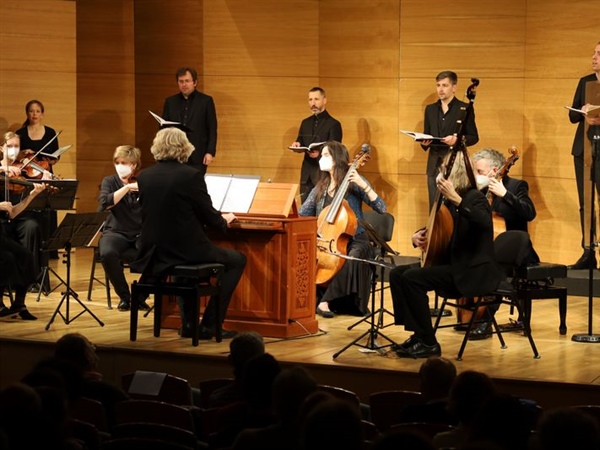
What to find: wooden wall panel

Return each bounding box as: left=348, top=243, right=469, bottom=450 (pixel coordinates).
left=399, top=0, right=526, bottom=79
left=77, top=1, right=135, bottom=213
left=204, top=0, right=319, bottom=77
left=319, top=0, right=400, bottom=79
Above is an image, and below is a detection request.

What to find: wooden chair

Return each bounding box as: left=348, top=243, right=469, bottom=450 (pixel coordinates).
left=114, top=400, right=196, bottom=433
left=69, top=396, right=108, bottom=433
left=130, top=263, right=224, bottom=346
left=111, top=422, right=200, bottom=450
left=122, top=371, right=194, bottom=406
left=368, top=390, right=423, bottom=433
left=197, top=377, right=234, bottom=408
left=318, top=384, right=361, bottom=412
left=389, top=421, right=455, bottom=439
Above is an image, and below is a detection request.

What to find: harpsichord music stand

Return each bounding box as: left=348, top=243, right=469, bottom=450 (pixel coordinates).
left=45, top=211, right=108, bottom=331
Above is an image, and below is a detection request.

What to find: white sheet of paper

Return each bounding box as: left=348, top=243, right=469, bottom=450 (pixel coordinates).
left=128, top=370, right=167, bottom=396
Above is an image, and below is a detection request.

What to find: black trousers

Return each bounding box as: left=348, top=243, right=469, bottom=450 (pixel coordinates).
left=0, top=236, right=35, bottom=308
left=389, top=263, right=460, bottom=343
left=99, top=233, right=137, bottom=303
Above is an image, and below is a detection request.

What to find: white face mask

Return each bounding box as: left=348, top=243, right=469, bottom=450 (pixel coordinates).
left=475, top=174, right=490, bottom=190
left=115, top=164, right=133, bottom=179
left=319, top=156, right=333, bottom=172
left=4, top=145, right=19, bottom=162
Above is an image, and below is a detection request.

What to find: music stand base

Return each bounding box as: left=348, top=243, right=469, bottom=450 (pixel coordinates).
left=431, top=308, right=452, bottom=317
left=571, top=333, right=600, bottom=343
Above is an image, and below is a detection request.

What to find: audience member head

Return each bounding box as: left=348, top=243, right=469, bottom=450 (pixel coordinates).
left=533, top=406, right=600, bottom=450
left=301, top=397, right=363, bottom=450
left=468, top=393, right=531, bottom=450
left=151, top=127, right=195, bottom=163
left=241, top=352, right=281, bottom=411
left=54, top=332, right=99, bottom=373
left=418, top=356, right=457, bottom=402
left=447, top=370, right=497, bottom=426
left=0, top=383, right=43, bottom=449
left=272, top=365, right=318, bottom=425
left=228, top=331, right=265, bottom=380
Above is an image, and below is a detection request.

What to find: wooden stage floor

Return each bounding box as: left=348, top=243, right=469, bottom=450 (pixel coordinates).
left=1, top=248, right=599, bottom=408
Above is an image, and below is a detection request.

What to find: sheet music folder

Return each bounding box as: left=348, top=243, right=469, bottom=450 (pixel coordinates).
left=44, top=211, right=109, bottom=252
left=27, top=179, right=79, bottom=210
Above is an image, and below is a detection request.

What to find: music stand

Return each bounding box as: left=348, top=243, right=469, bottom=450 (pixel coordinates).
left=27, top=180, right=79, bottom=298
left=44, top=212, right=108, bottom=331
left=332, top=251, right=397, bottom=359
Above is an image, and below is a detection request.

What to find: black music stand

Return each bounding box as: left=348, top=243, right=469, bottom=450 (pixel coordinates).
left=332, top=252, right=397, bottom=359
left=573, top=127, right=600, bottom=343
left=45, top=212, right=108, bottom=331
left=29, top=180, right=79, bottom=299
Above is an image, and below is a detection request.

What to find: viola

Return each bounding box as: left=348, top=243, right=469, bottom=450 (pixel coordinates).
left=421, top=78, right=480, bottom=267
left=16, top=156, right=54, bottom=179
left=487, top=146, right=520, bottom=239
left=0, top=173, right=35, bottom=194
left=315, top=145, right=371, bottom=285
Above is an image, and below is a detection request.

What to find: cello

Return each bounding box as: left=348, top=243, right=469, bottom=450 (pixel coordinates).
left=421, top=78, right=480, bottom=267
left=315, top=144, right=371, bottom=285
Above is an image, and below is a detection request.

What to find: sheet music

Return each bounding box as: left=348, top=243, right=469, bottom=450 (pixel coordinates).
left=205, top=174, right=260, bottom=213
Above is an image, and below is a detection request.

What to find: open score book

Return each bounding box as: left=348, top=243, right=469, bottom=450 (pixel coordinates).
left=205, top=174, right=261, bottom=213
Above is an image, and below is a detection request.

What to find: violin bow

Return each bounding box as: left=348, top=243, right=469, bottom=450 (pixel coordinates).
left=18, top=129, right=62, bottom=171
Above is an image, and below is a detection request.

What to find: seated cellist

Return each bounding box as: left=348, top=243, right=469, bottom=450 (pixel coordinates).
left=299, top=141, right=386, bottom=318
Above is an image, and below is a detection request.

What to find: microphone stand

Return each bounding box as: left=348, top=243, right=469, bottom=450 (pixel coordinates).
left=572, top=126, right=600, bottom=343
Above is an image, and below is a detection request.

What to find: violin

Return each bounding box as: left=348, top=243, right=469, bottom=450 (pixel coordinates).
left=0, top=173, right=35, bottom=194
left=14, top=156, right=54, bottom=179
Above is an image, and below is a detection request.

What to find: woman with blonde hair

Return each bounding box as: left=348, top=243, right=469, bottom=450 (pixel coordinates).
left=98, top=145, right=149, bottom=311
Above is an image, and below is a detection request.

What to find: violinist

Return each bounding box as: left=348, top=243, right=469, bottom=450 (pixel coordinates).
left=467, top=148, right=539, bottom=340
left=421, top=71, right=479, bottom=209
left=299, top=141, right=387, bottom=318
left=0, top=131, right=48, bottom=291
left=389, top=153, right=503, bottom=358
left=0, top=155, right=46, bottom=320
left=16, top=99, right=60, bottom=172
left=98, top=145, right=149, bottom=312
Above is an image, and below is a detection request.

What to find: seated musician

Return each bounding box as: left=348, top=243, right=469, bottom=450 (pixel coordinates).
left=130, top=127, right=246, bottom=340
left=98, top=145, right=149, bottom=312
left=299, top=141, right=387, bottom=318
left=389, top=152, right=503, bottom=358
left=0, top=159, right=46, bottom=320
left=469, top=148, right=539, bottom=339
left=0, top=131, right=50, bottom=292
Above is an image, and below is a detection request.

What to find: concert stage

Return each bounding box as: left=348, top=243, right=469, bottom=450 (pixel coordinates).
left=1, top=248, right=599, bottom=409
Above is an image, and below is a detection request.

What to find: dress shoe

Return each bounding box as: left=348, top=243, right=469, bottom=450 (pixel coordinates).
left=0, top=306, right=17, bottom=318
left=468, top=322, right=492, bottom=340
left=198, top=326, right=238, bottom=340
left=18, top=309, right=37, bottom=321
left=396, top=338, right=441, bottom=359
left=568, top=250, right=597, bottom=270
left=316, top=306, right=335, bottom=318
left=454, top=324, right=470, bottom=332
left=117, top=300, right=130, bottom=311
left=499, top=319, right=523, bottom=332
left=390, top=335, right=418, bottom=352
left=137, top=300, right=151, bottom=311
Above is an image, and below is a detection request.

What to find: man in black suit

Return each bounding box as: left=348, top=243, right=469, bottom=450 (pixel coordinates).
left=131, top=128, right=246, bottom=340
left=289, top=87, right=342, bottom=203
left=567, top=41, right=600, bottom=269
left=469, top=148, right=540, bottom=339
left=389, top=152, right=503, bottom=358
left=162, top=67, right=217, bottom=173
left=420, top=71, right=479, bottom=209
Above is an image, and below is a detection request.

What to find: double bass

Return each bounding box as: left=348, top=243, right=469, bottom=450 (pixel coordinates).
left=421, top=78, right=480, bottom=267
left=315, top=145, right=371, bottom=285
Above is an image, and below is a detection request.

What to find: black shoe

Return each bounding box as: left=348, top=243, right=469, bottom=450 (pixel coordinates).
left=198, top=326, right=238, bottom=340
left=0, top=306, right=17, bottom=318
left=18, top=309, right=37, bottom=321
left=498, top=319, right=523, bottom=332
left=316, top=306, right=335, bottom=318
left=117, top=300, right=130, bottom=311
left=396, top=338, right=441, bottom=359
left=453, top=323, right=470, bottom=332
left=568, top=250, right=597, bottom=270
left=180, top=324, right=193, bottom=338
left=390, top=335, right=417, bottom=352
left=137, top=300, right=151, bottom=311
left=468, top=322, right=492, bottom=340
